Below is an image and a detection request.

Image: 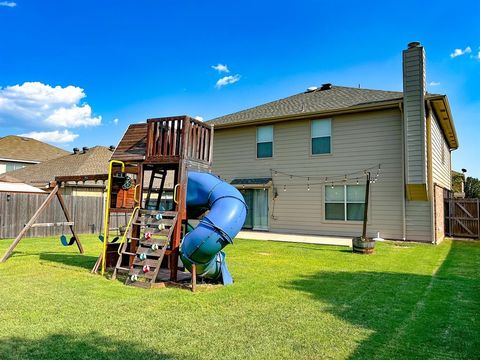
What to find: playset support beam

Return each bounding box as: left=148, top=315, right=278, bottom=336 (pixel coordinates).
left=0, top=184, right=83, bottom=263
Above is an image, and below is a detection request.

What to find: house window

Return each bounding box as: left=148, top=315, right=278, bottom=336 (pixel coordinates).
left=311, top=119, right=331, bottom=154
left=256, top=125, right=273, bottom=158
left=5, top=162, right=26, bottom=172
left=325, top=184, right=366, bottom=221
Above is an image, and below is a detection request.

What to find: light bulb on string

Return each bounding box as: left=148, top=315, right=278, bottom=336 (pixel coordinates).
left=283, top=184, right=287, bottom=192
left=307, top=177, right=310, bottom=191
left=331, top=182, right=334, bottom=189
left=356, top=178, right=359, bottom=185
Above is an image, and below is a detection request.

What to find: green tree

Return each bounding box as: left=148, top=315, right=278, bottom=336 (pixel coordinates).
left=464, top=176, right=480, bottom=198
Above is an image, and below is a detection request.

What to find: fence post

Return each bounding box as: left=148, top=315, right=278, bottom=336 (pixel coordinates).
left=477, top=199, right=479, bottom=239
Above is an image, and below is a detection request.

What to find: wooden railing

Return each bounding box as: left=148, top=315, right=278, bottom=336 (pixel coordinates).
left=145, top=116, right=213, bottom=164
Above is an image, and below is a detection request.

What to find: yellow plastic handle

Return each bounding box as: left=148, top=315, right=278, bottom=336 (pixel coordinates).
left=133, top=184, right=141, bottom=205
left=173, top=184, right=180, bottom=204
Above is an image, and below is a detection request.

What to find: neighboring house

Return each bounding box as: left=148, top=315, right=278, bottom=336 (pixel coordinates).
left=209, top=42, right=458, bottom=243
left=0, top=135, right=69, bottom=174
left=8, top=146, right=114, bottom=197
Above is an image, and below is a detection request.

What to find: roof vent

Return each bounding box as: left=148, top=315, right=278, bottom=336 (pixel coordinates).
left=109, top=145, right=115, bottom=152
left=73, top=147, right=79, bottom=154
left=408, top=41, right=421, bottom=49
left=320, top=83, right=332, bottom=91
left=82, top=146, right=89, bottom=153
left=305, top=86, right=318, bottom=93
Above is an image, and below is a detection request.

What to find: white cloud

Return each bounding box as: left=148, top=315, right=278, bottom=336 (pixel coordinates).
left=0, top=1, right=16, bottom=7
left=474, top=51, right=480, bottom=60
left=211, top=64, right=230, bottom=73
left=113, top=118, right=119, bottom=125
left=429, top=81, right=441, bottom=86
left=19, top=130, right=79, bottom=143
left=0, top=82, right=101, bottom=128
left=194, top=116, right=204, bottom=122
left=450, top=46, right=472, bottom=58
left=215, top=74, right=241, bottom=88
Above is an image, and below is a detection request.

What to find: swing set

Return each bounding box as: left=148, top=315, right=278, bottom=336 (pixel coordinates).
left=0, top=174, right=108, bottom=263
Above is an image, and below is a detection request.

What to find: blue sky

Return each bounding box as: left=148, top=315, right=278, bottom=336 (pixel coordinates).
left=0, top=0, right=479, bottom=177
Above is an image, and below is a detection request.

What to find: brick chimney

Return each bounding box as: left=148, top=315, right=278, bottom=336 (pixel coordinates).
left=403, top=41, right=428, bottom=200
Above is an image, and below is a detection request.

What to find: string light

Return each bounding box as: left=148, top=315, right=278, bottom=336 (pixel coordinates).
left=283, top=184, right=287, bottom=192
left=307, top=177, right=310, bottom=191
left=356, top=178, right=359, bottom=185
left=331, top=182, right=334, bottom=189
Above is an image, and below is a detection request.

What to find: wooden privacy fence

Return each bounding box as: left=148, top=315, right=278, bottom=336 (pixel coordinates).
left=445, top=198, right=480, bottom=239
left=0, top=192, right=126, bottom=239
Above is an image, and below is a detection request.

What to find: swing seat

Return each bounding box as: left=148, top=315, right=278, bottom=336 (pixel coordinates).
left=60, top=235, right=76, bottom=246
left=98, top=235, right=120, bottom=243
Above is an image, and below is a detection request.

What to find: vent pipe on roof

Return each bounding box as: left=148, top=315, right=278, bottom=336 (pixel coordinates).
left=82, top=146, right=89, bottom=153
left=320, top=83, right=332, bottom=91
left=109, top=145, right=115, bottom=152
left=73, top=147, right=79, bottom=154
left=305, top=86, right=318, bottom=93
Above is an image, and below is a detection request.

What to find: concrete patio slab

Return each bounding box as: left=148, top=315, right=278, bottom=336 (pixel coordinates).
left=236, top=230, right=352, bottom=247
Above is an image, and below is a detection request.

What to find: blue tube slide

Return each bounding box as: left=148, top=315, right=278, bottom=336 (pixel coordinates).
left=180, top=171, right=247, bottom=285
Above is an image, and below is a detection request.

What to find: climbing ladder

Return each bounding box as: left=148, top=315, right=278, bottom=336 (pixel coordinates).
left=112, top=209, right=178, bottom=288
left=144, top=168, right=167, bottom=211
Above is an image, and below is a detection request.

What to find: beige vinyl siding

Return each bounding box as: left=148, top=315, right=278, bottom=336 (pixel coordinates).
left=212, top=108, right=405, bottom=240
left=403, top=46, right=427, bottom=184
left=405, top=201, right=432, bottom=242
left=431, top=113, right=451, bottom=189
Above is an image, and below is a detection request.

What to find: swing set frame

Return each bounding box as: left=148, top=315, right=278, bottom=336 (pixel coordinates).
left=0, top=174, right=108, bottom=263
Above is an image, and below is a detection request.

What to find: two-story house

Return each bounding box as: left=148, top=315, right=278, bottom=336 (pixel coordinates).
left=209, top=42, right=458, bottom=243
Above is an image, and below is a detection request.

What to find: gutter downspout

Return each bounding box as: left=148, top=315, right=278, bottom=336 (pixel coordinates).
left=426, top=100, right=436, bottom=244
left=399, top=102, right=407, bottom=241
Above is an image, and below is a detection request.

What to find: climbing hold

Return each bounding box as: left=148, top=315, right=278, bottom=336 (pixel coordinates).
left=151, top=244, right=159, bottom=251
left=144, top=232, right=152, bottom=240
left=158, top=223, right=165, bottom=231
left=155, top=213, right=163, bottom=221
left=98, top=234, right=104, bottom=242
left=142, top=265, right=150, bottom=273
left=139, top=253, right=147, bottom=261
left=130, top=274, right=138, bottom=282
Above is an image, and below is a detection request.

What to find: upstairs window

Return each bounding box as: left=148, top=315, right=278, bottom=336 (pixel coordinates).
left=325, top=184, right=366, bottom=221
left=256, top=125, right=273, bottom=158
left=311, top=119, right=331, bottom=154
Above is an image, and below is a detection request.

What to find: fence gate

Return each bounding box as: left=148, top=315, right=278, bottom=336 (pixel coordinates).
left=445, top=198, right=480, bottom=239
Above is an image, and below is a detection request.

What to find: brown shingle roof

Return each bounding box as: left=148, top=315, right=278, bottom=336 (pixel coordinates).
left=8, top=146, right=113, bottom=186
left=209, top=85, right=405, bottom=127
left=0, top=135, right=69, bottom=162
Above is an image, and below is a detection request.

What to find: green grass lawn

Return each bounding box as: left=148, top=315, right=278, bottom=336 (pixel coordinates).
left=0, top=235, right=479, bottom=359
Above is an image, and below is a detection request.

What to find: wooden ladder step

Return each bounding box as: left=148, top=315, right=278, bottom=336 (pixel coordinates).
left=139, top=209, right=178, bottom=217
left=133, top=258, right=160, bottom=267
left=135, top=247, right=165, bottom=257
left=116, top=266, right=131, bottom=273
left=122, top=251, right=136, bottom=256
left=128, top=268, right=156, bottom=280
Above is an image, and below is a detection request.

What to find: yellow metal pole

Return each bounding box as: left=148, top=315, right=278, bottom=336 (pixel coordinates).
left=101, top=160, right=125, bottom=275
left=117, top=206, right=139, bottom=255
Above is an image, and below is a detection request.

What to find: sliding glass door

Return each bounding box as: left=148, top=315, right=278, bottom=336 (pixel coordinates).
left=241, top=189, right=269, bottom=230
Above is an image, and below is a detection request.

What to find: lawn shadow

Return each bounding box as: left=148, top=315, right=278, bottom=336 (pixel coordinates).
left=286, top=240, right=480, bottom=359
left=40, top=252, right=98, bottom=270
left=0, top=332, right=190, bottom=360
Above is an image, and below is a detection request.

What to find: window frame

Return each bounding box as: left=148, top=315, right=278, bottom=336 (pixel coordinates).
left=324, top=184, right=367, bottom=222
left=310, top=119, right=332, bottom=156
left=256, top=125, right=274, bottom=159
